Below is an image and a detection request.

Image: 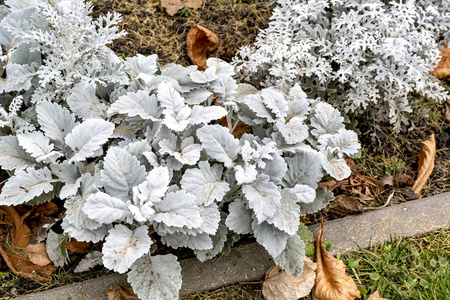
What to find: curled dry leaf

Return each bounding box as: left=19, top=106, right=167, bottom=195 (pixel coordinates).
left=328, top=195, right=367, bottom=216
left=314, top=218, right=360, bottom=300
left=262, top=257, right=317, bottom=300
left=25, top=243, right=52, bottom=266
left=161, top=0, right=202, bottom=16
left=61, top=238, right=92, bottom=254
left=107, top=284, right=140, bottom=300
left=377, top=175, right=394, bottom=191
left=0, top=204, right=58, bottom=280
left=394, top=174, right=414, bottom=189
left=367, top=290, right=389, bottom=300
left=412, top=131, right=436, bottom=195
left=187, top=25, right=219, bottom=70
left=0, top=243, right=56, bottom=281
left=430, top=42, right=450, bottom=79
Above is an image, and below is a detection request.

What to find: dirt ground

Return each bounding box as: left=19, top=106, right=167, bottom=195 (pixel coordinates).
left=90, top=0, right=274, bottom=66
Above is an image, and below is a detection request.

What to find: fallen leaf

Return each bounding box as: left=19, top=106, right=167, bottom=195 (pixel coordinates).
left=430, top=42, right=450, bottom=79
left=367, top=290, right=389, bottom=300
left=412, top=131, right=436, bottom=195
left=107, top=284, right=140, bottom=300
left=0, top=206, right=31, bottom=248
left=0, top=204, right=57, bottom=280
left=262, top=257, right=317, bottom=300
left=186, top=25, right=218, bottom=70
left=328, top=195, right=367, bottom=216
left=394, top=174, right=414, bottom=188
left=220, top=117, right=252, bottom=138
left=25, top=243, right=52, bottom=267
left=345, top=158, right=356, bottom=172
left=445, top=100, right=450, bottom=122
left=61, top=238, right=92, bottom=254
left=314, top=217, right=360, bottom=300
left=161, top=0, right=202, bottom=16
left=377, top=176, right=394, bottom=191
left=0, top=243, right=56, bottom=281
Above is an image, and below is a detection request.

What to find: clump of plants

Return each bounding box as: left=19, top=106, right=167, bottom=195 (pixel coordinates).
left=0, top=0, right=359, bottom=299
left=234, top=0, right=450, bottom=130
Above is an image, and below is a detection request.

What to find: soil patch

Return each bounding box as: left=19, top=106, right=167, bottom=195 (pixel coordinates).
left=90, top=0, right=274, bottom=66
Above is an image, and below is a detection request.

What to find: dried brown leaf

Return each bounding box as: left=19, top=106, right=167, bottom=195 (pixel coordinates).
left=394, top=174, right=414, bottom=188
left=25, top=243, right=52, bottom=267
left=186, top=25, right=218, bottom=70
left=367, top=290, right=389, bottom=300
left=161, top=0, right=202, bottom=16
left=0, top=206, right=31, bottom=248
left=430, top=42, right=450, bottom=79
left=328, top=195, right=367, bottom=216
left=220, top=117, right=252, bottom=138
left=314, top=218, right=360, bottom=300
left=107, top=284, right=140, bottom=300
left=0, top=243, right=56, bottom=281
left=61, top=238, right=92, bottom=254
left=262, top=257, right=317, bottom=300
left=377, top=176, right=394, bottom=191
left=412, top=131, right=436, bottom=195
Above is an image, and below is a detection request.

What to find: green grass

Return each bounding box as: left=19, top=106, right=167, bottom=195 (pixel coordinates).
left=340, top=228, right=450, bottom=300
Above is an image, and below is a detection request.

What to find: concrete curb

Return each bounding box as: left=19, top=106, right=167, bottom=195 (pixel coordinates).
left=16, top=192, right=450, bottom=299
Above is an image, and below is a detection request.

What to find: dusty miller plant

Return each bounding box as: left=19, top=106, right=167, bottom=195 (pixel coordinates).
left=0, top=0, right=360, bottom=299
left=234, top=0, right=450, bottom=131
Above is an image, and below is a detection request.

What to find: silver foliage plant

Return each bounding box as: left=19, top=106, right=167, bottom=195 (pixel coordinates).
left=234, top=0, right=450, bottom=131
left=0, top=0, right=360, bottom=299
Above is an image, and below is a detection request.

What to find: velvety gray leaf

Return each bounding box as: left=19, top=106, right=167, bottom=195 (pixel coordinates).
left=310, top=102, right=345, bottom=137
left=61, top=218, right=109, bottom=243
left=46, top=230, right=69, bottom=267
left=243, top=175, right=282, bottom=223
left=0, top=167, right=53, bottom=205
left=266, top=189, right=300, bottom=235
left=299, top=188, right=334, bottom=216
left=197, top=125, right=240, bottom=168
left=128, top=254, right=182, bottom=300
left=65, top=119, right=115, bottom=163
left=274, top=234, right=305, bottom=277
left=101, top=147, right=146, bottom=200
left=103, top=225, right=152, bottom=273
left=0, top=135, right=35, bottom=170
left=67, top=83, right=106, bottom=120
left=84, top=192, right=133, bottom=224
left=194, top=221, right=227, bottom=262
left=253, top=220, right=289, bottom=258
left=181, top=161, right=229, bottom=205
left=282, top=151, right=323, bottom=189
left=225, top=199, right=253, bottom=235
left=108, top=90, right=162, bottom=121
left=36, top=101, right=77, bottom=147
left=152, top=191, right=202, bottom=229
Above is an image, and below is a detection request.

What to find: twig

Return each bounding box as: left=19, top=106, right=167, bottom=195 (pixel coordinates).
left=365, top=191, right=395, bottom=211
left=351, top=267, right=362, bottom=285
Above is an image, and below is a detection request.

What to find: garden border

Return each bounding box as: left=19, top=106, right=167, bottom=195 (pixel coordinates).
left=16, top=192, right=450, bottom=300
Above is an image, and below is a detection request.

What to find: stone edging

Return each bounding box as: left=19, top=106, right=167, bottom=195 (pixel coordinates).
left=16, top=192, right=450, bottom=300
